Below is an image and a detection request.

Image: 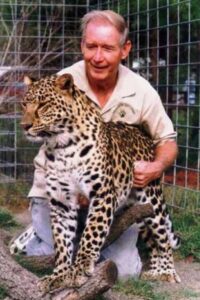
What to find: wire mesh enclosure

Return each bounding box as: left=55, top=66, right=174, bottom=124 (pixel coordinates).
left=0, top=0, right=199, bottom=211
left=0, top=0, right=88, bottom=193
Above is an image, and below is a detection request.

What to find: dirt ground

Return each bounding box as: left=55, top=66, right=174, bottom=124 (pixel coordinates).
left=105, top=260, right=200, bottom=300
left=14, top=210, right=200, bottom=300
left=155, top=261, right=200, bottom=299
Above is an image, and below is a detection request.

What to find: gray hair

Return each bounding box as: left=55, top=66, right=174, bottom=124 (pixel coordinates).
left=81, top=10, right=129, bottom=46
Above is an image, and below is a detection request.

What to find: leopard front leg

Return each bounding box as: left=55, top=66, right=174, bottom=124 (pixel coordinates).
left=38, top=197, right=79, bottom=294
left=53, top=190, right=116, bottom=289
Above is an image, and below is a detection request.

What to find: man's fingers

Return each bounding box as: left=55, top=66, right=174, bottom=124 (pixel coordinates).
left=133, top=177, right=147, bottom=188
left=133, top=181, right=146, bottom=188
left=133, top=174, right=145, bottom=180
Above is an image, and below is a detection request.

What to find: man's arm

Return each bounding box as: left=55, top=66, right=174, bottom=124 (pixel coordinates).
left=133, top=139, right=178, bottom=188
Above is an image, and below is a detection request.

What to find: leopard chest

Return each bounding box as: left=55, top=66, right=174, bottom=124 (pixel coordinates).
left=44, top=141, right=101, bottom=202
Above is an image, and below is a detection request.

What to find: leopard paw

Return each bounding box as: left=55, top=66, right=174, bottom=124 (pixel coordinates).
left=38, top=267, right=87, bottom=291
left=141, top=269, right=160, bottom=281
left=141, top=269, right=181, bottom=283
left=38, top=262, right=95, bottom=293
left=73, top=272, right=88, bottom=287
left=37, top=275, right=53, bottom=294
left=37, top=274, right=65, bottom=294
left=63, top=265, right=89, bottom=288
left=59, top=262, right=93, bottom=288
left=159, top=270, right=181, bottom=283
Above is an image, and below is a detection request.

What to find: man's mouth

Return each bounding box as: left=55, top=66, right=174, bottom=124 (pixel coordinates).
left=91, top=64, right=107, bottom=70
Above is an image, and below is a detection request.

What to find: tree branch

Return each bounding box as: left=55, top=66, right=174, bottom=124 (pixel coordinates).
left=1, top=203, right=153, bottom=300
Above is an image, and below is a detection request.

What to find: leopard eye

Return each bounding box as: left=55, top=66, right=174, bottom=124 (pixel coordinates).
left=21, top=102, right=27, bottom=109
left=38, top=101, right=48, bottom=110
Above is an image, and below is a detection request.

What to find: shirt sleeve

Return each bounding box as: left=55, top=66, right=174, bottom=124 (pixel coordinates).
left=140, top=88, right=177, bottom=145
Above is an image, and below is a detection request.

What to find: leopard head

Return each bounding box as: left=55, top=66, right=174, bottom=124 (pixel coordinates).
left=21, top=74, right=76, bottom=142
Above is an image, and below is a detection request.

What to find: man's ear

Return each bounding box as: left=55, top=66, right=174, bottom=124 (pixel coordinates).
left=55, top=74, right=74, bottom=90
left=80, top=40, right=85, bottom=54
left=121, top=40, right=132, bottom=60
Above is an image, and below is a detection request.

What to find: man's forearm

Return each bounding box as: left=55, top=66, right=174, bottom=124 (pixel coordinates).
left=154, top=139, right=178, bottom=173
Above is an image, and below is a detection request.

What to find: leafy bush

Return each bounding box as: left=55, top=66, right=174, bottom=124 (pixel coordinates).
left=0, top=208, right=19, bottom=229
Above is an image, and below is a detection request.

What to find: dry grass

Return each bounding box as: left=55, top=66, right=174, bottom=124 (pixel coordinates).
left=0, top=181, right=30, bottom=213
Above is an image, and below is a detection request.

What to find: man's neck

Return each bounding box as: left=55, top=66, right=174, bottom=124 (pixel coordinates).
left=87, top=73, right=118, bottom=108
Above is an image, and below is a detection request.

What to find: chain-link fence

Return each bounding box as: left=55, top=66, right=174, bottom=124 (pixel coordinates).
left=0, top=0, right=199, bottom=212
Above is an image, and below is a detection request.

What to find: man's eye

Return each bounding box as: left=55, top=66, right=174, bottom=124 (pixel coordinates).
left=103, top=46, right=115, bottom=51
left=86, top=44, right=96, bottom=49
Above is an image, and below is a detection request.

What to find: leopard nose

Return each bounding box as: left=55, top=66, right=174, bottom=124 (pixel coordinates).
left=21, top=123, right=32, bottom=131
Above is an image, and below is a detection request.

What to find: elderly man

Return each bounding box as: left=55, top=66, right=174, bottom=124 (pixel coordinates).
left=11, top=10, right=177, bottom=279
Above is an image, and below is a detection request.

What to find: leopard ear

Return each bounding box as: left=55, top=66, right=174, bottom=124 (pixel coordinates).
left=55, top=74, right=74, bottom=90
left=24, top=76, right=34, bottom=86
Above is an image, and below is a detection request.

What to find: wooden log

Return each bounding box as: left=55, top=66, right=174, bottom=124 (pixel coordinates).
left=0, top=230, right=117, bottom=300
left=17, top=203, right=153, bottom=271
left=105, top=203, right=154, bottom=248
left=51, top=260, right=118, bottom=300
left=0, top=230, right=48, bottom=300
left=0, top=203, right=153, bottom=299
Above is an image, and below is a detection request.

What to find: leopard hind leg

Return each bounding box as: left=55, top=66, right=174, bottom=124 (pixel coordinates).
left=164, top=206, right=181, bottom=249
left=136, top=186, right=181, bottom=283
left=141, top=215, right=180, bottom=283
left=137, top=220, right=161, bottom=278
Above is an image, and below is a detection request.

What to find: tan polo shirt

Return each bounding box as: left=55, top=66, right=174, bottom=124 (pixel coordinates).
left=58, top=60, right=176, bottom=143
left=28, top=60, right=176, bottom=198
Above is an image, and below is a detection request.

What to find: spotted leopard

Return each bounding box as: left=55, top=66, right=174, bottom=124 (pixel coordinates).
left=21, top=73, right=181, bottom=293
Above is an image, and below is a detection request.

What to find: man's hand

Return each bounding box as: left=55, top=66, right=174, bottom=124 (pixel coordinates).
left=133, top=140, right=178, bottom=188
left=133, top=160, right=164, bottom=188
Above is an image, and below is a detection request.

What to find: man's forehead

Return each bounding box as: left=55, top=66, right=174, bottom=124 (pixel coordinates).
left=85, top=20, right=118, bottom=32
left=84, top=21, right=121, bottom=45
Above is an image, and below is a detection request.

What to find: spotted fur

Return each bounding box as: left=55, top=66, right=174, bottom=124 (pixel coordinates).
left=21, top=73, right=181, bottom=293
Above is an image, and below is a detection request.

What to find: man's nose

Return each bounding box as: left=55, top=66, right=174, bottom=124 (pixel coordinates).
left=93, top=47, right=104, bottom=62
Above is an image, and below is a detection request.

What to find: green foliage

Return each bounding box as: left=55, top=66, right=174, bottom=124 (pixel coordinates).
left=93, top=296, right=106, bottom=300
left=0, top=208, right=19, bottom=229
left=15, top=255, right=53, bottom=277
left=114, top=279, right=170, bottom=300
left=164, top=185, right=200, bottom=212
left=165, top=186, right=200, bottom=260
left=0, top=1, right=80, bottom=67
left=182, top=289, right=200, bottom=298
left=0, top=181, right=30, bottom=209
left=0, top=286, right=8, bottom=299
left=173, top=108, right=199, bottom=168
left=172, top=212, right=200, bottom=261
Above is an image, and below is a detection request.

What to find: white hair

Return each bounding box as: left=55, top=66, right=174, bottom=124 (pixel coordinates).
left=81, top=10, right=129, bottom=46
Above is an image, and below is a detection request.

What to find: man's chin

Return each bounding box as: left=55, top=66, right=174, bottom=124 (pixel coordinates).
left=90, top=71, right=108, bottom=81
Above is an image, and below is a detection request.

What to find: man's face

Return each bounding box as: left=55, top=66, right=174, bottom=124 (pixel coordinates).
left=81, top=20, right=131, bottom=84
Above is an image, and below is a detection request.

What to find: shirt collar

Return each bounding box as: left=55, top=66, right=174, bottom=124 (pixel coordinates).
left=73, top=61, right=136, bottom=109
left=73, top=61, right=100, bottom=106
left=102, top=65, right=136, bottom=113
left=114, top=64, right=136, bottom=98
